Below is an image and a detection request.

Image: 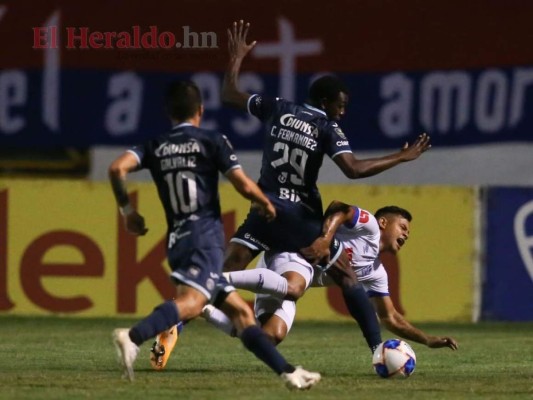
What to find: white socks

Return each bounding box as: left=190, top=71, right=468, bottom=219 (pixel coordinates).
left=202, top=305, right=236, bottom=337
left=225, top=269, right=288, bottom=298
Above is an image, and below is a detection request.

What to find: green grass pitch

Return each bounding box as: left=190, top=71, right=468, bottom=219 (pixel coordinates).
left=0, top=317, right=532, bottom=399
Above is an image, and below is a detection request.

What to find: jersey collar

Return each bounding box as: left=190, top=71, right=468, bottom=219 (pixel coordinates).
left=303, top=103, right=327, bottom=117
left=172, top=122, right=194, bottom=129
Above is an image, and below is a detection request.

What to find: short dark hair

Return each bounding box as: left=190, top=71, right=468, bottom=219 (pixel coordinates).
left=308, top=75, right=349, bottom=103
left=165, top=80, right=202, bottom=120
left=374, top=206, right=412, bottom=222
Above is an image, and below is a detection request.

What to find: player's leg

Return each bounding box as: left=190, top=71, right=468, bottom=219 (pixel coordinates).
left=223, top=241, right=256, bottom=272
left=256, top=296, right=297, bottom=345
left=269, top=252, right=313, bottom=300
left=225, top=253, right=309, bottom=300
left=113, top=285, right=207, bottom=381
left=130, top=285, right=205, bottom=344
left=223, top=205, right=271, bottom=272
left=325, top=249, right=382, bottom=354
left=202, top=304, right=237, bottom=337
left=202, top=297, right=295, bottom=346
left=253, top=259, right=306, bottom=345
left=219, top=291, right=320, bottom=390
left=266, top=202, right=381, bottom=354
left=117, top=219, right=223, bottom=379
left=149, top=282, right=210, bottom=371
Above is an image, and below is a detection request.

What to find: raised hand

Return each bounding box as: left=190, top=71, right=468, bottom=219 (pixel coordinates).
left=400, top=133, right=432, bottom=161
left=227, top=20, right=256, bottom=61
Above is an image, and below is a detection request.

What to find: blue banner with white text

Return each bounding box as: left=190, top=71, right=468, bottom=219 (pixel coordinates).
left=482, top=187, right=533, bottom=321
left=1, top=0, right=533, bottom=150
left=1, top=69, right=533, bottom=150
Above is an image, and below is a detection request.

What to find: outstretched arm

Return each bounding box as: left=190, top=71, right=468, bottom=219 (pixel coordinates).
left=108, top=152, right=149, bottom=236
left=221, top=20, right=257, bottom=110
left=334, top=133, right=431, bottom=179
left=225, top=167, right=276, bottom=222
left=372, top=296, right=458, bottom=350
left=300, top=200, right=354, bottom=265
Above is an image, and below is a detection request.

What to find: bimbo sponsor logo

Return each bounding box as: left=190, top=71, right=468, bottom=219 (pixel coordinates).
left=32, top=25, right=218, bottom=50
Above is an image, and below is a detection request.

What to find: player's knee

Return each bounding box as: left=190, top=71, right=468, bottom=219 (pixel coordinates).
left=261, top=324, right=286, bottom=345
left=283, top=272, right=307, bottom=300
left=286, top=281, right=306, bottom=300
left=226, top=303, right=256, bottom=328
left=173, top=298, right=204, bottom=320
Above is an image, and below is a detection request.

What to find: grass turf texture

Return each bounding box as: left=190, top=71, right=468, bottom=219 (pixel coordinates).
left=0, top=317, right=532, bottom=399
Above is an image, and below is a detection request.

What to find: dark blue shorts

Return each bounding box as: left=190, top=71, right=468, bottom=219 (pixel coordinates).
left=230, top=194, right=342, bottom=258
left=167, top=217, right=234, bottom=302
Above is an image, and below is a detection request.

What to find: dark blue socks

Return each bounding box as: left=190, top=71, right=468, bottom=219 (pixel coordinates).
left=129, top=300, right=180, bottom=346
left=240, top=325, right=295, bottom=375
left=342, top=283, right=382, bottom=351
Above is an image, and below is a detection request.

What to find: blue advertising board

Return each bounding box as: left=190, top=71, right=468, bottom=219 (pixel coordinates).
left=482, top=187, right=533, bottom=321
left=1, top=1, right=533, bottom=150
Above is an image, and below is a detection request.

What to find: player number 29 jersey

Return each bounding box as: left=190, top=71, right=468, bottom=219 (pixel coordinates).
left=248, top=95, right=353, bottom=212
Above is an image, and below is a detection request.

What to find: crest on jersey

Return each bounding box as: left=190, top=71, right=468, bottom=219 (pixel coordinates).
left=334, top=127, right=347, bottom=140
left=187, top=266, right=200, bottom=278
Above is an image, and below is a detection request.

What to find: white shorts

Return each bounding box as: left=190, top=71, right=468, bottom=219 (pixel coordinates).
left=253, top=252, right=314, bottom=333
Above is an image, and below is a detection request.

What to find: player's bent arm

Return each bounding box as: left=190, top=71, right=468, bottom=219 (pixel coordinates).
left=371, top=296, right=458, bottom=350
left=225, top=168, right=276, bottom=222
left=108, top=152, right=148, bottom=235
left=333, top=133, right=431, bottom=179
left=320, top=201, right=355, bottom=241
left=221, top=21, right=256, bottom=111
left=108, top=152, right=140, bottom=208
left=300, top=201, right=354, bottom=265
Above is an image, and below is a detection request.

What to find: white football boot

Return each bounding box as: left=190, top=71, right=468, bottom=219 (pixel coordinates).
left=281, top=366, right=321, bottom=390
left=112, top=328, right=140, bottom=382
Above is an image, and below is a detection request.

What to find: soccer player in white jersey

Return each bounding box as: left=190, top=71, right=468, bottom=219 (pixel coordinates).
left=205, top=201, right=458, bottom=351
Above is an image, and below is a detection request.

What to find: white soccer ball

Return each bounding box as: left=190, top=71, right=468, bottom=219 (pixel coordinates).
left=372, top=339, right=416, bottom=378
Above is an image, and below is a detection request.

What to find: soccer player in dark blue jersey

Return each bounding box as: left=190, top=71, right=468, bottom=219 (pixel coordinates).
left=220, top=21, right=431, bottom=354
left=109, top=80, right=321, bottom=390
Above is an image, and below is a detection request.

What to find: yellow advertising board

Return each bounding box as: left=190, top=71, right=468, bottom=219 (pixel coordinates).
left=0, top=180, right=475, bottom=321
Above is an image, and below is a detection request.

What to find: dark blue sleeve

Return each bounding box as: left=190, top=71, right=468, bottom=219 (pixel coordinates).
left=127, top=143, right=148, bottom=169
left=214, top=133, right=241, bottom=174
left=247, top=94, right=283, bottom=122
left=323, top=122, right=354, bottom=159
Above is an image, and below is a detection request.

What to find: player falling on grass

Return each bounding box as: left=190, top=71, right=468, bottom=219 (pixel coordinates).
left=204, top=202, right=459, bottom=351
left=109, top=80, right=321, bottom=390
left=220, top=20, right=431, bottom=353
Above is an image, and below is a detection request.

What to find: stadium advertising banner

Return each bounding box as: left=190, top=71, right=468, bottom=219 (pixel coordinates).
left=482, top=188, right=533, bottom=321
left=0, top=180, right=475, bottom=321
left=1, top=1, right=532, bottom=150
